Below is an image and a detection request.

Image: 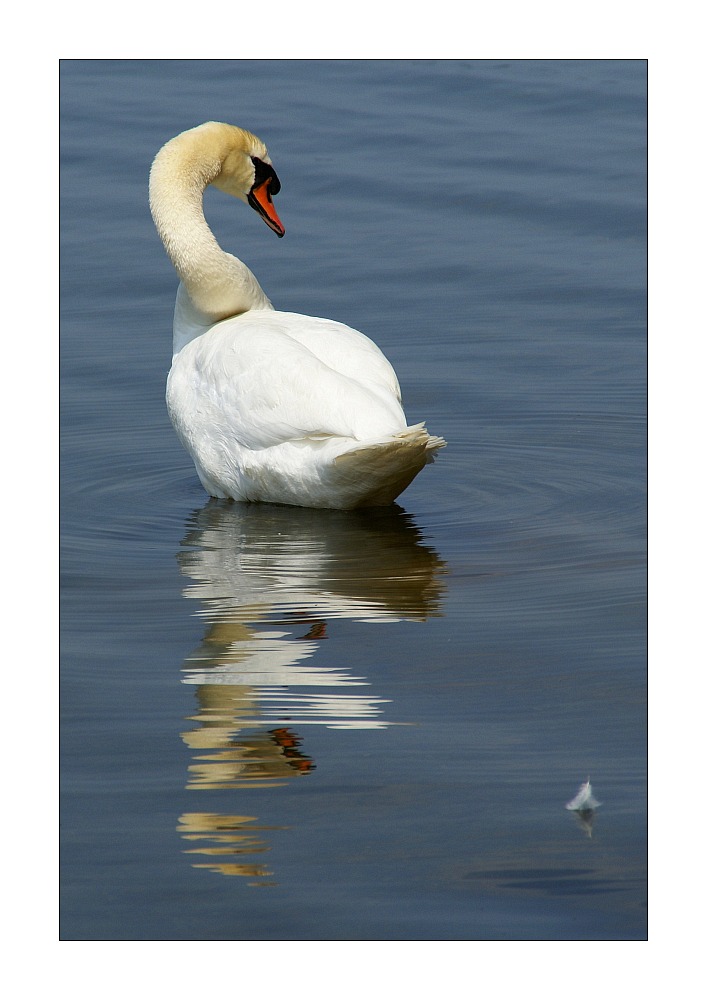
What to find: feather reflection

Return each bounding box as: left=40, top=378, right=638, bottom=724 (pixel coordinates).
left=176, top=500, right=446, bottom=881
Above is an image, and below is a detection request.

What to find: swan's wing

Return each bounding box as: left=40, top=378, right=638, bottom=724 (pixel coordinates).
left=168, top=313, right=407, bottom=451
left=273, top=312, right=403, bottom=404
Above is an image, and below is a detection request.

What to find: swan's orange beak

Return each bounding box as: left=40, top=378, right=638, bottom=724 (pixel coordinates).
left=248, top=178, right=285, bottom=238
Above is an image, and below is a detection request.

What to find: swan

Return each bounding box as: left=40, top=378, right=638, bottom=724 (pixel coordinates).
left=149, top=121, right=445, bottom=509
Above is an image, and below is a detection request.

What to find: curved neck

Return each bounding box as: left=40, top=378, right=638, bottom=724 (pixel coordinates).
left=149, top=125, right=272, bottom=321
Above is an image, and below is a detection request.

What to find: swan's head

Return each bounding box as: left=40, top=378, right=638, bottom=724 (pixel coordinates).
left=210, top=124, right=285, bottom=238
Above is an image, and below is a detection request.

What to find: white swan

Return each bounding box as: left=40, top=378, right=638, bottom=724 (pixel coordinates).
left=150, top=121, right=445, bottom=509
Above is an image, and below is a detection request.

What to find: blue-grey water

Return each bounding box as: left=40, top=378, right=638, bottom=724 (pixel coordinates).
left=60, top=59, right=646, bottom=940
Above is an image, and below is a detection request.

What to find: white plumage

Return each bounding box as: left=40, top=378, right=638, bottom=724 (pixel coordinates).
left=150, top=122, right=445, bottom=508
left=565, top=777, right=601, bottom=811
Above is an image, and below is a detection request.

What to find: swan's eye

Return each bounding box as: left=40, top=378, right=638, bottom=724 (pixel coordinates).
left=251, top=156, right=281, bottom=196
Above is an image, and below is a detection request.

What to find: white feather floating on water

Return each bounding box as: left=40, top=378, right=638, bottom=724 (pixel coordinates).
left=565, top=777, right=601, bottom=811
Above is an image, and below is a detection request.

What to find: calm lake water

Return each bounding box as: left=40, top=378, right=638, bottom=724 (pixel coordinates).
left=60, top=59, right=646, bottom=940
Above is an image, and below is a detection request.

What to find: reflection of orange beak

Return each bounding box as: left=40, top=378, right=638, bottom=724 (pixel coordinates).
left=249, top=178, right=285, bottom=237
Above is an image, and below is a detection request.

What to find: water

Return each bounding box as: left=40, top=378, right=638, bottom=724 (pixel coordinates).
left=60, top=59, right=646, bottom=940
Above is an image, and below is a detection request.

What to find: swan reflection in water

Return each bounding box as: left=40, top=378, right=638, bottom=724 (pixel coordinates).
left=176, top=500, right=446, bottom=882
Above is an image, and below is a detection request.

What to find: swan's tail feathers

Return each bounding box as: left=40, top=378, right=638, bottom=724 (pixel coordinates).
left=396, top=421, right=447, bottom=456
left=333, top=423, right=446, bottom=508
